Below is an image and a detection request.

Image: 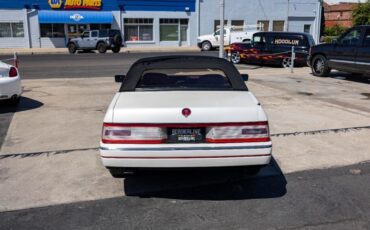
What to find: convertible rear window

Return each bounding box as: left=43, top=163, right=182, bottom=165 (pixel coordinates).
left=135, top=69, right=232, bottom=91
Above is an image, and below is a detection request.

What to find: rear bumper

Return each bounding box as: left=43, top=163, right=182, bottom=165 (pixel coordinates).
left=100, top=142, right=272, bottom=168
left=0, top=77, right=21, bottom=100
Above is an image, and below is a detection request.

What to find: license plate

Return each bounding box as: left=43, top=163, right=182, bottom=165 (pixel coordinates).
left=167, top=128, right=205, bottom=143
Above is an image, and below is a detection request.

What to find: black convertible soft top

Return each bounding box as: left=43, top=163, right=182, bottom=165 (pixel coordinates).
left=119, top=56, right=248, bottom=92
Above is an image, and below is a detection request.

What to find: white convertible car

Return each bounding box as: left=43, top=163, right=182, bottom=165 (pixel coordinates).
left=0, top=61, right=22, bottom=105
left=100, top=56, right=272, bottom=177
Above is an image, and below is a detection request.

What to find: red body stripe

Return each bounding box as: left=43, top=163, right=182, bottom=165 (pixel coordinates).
left=102, top=139, right=165, bottom=144
left=205, top=137, right=270, bottom=143
left=101, top=154, right=271, bottom=159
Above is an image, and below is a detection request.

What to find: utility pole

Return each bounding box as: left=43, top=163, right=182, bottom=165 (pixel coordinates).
left=219, top=0, right=225, bottom=58
left=286, top=0, right=290, bottom=31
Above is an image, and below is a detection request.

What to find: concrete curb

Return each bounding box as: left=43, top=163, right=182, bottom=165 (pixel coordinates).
left=0, top=47, right=201, bottom=56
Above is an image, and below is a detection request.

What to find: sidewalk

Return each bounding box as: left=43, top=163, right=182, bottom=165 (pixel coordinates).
left=0, top=46, right=200, bottom=55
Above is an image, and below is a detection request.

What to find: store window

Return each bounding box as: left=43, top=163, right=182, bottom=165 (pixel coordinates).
left=160, top=19, right=188, bottom=42
left=160, top=19, right=178, bottom=41
left=231, top=20, right=244, bottom=31
left=304, top=24, right=311, bottom=33
left=124, top=18, right=153, bottom=42
left=40, top=24, right=65, bottom=38
left=257, top=20, right=269, bottom=31
left=0, top=22, right=24, bottom=38
left=90, top=24, right=111, bottom=30
left=273, top=21, right=285, bottom=32
left=91, top=31, right=98, bottom=37
left=214, top=20, right=228, bottom=32
left=67, top=24, right=87, bottom=38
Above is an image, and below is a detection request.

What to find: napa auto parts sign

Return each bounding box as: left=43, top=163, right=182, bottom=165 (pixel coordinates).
left=49, top=0, right=102, bottom=10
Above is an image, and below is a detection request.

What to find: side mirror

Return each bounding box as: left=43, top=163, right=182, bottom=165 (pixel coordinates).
left=115, top=75, right=125, bottom=83
left=241, top=74, right=249, bottom=81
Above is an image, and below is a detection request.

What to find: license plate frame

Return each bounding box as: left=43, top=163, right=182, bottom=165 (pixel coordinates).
left=167, top=128, right=205, bottom=143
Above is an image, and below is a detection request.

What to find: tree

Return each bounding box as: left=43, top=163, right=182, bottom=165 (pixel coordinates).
left=324, top=24, right=346, bottom=36
left=352, top=0, right=370, bottom=25
left=320, top=4, right=325, bottom=37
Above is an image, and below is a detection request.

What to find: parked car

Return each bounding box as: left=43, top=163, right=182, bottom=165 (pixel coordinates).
left=309, top=25, right=370, bottom=77
left=100, top=56, right=272, bottom=178
left=227, top=32, right=315, bottom=67
left=225, top=42, right=252, bottom=64
left=0, top=61, right=21, bottom=105
left=67, top=29, right=123, bottom=54
left=197, top=28, right=258, bottom=51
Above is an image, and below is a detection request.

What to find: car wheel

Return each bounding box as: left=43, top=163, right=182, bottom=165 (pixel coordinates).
left=311, top=55, right=331, bottom=77
left=282, top=57, right=292, bottom=68
left=97, top=43, right=107, bottom=54
left=231, top=52, right=241, bottom=64
left=112, top=46, right=121, bottom=53
left=68, top=43, right=77, bottom=54
left=201, top=41, right=212, bottom=51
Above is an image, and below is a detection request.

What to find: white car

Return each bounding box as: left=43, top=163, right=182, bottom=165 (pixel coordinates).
left=197, top=28, right=259, bottom=51
left=100, top=56, right=272, bottom=178
left=0, top=61, right=21, bottom=105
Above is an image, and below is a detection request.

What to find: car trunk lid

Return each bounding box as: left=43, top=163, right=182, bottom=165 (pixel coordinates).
left=112, top=91, right=264, bottom=123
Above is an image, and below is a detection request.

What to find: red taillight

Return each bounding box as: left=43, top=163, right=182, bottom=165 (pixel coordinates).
left=205, top=121, right=270, bottom=143
left=9, top=67, right=18, bottom=77
left=101, top=122, right=270, bottom=144
left=102, top=123, right=167, bottom=144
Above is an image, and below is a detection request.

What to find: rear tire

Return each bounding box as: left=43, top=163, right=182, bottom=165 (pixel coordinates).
left=97, top=43, right=107, bottom=54
left=112, top=46, right=121, bottom=53
left=113, top=34, right=123, bottom=46
left=311, top=55, right=331, bottom=77
left=201, top=41, right=212, bottom=51
left=68, top=43, right=77, bottom=54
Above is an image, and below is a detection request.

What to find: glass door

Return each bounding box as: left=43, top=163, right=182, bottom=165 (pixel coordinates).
left=180, top=19, right=188, bottom=46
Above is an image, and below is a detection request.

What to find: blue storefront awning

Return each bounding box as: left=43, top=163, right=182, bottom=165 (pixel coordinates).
left=39, top=11, right=113, bottom=24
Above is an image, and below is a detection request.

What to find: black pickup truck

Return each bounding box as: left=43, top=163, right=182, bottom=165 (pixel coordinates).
left=309, top=25, right=370, bottom=77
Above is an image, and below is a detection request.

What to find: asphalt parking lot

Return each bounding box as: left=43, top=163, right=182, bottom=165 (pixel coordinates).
left=1, top=52, right=370, bottom=229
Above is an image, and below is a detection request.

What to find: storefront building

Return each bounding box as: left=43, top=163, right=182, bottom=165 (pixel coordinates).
left=0, top=0, right=322, bottom=49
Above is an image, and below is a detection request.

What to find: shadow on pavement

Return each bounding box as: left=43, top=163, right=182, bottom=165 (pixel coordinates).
left=329, top=72, right=370, bottom=84
left=123, top=158, right=287, bottom=201
left=0, top=96, right=43, bottom=114
left=77, top=50, right=96, bottom=54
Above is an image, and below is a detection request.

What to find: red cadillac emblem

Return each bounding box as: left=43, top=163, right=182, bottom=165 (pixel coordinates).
left=182, top=108, right=191, bottom=118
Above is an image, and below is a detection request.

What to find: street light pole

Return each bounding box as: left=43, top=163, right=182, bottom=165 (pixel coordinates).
left=219, top=0, right=225, bottom=58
